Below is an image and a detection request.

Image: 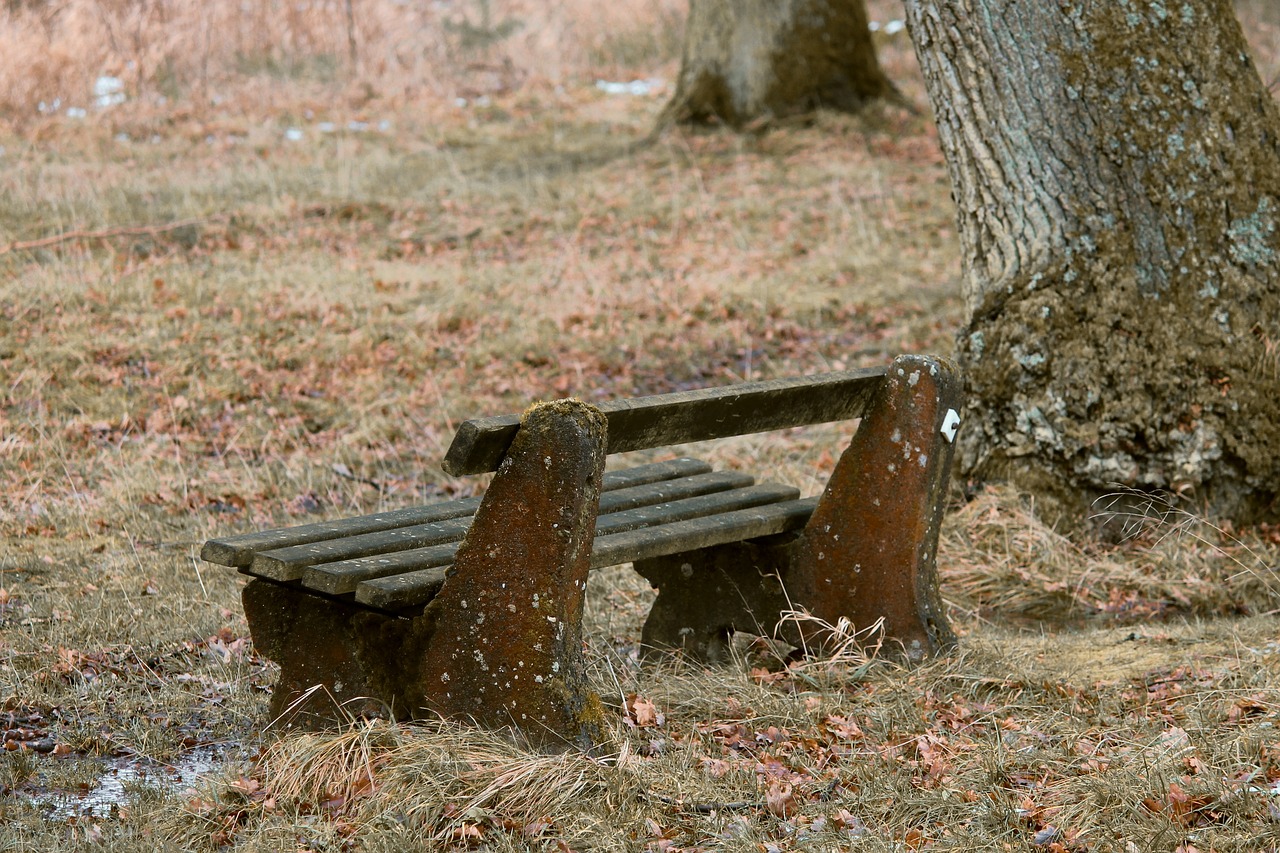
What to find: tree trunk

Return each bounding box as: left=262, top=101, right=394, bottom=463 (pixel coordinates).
left=660, top=0, right=895, bottom=128
left=903, top=0, right=1280, bottom=525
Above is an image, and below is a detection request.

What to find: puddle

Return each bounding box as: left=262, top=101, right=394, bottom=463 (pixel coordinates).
left=32, top=745, right=236, bottom=819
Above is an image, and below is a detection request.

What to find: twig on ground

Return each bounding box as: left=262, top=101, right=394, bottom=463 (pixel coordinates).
left=0, top=217, right=218, bottom=256
left=332, top=463, right=386, bottom=492
left=648, top=793, right=758, bottom=813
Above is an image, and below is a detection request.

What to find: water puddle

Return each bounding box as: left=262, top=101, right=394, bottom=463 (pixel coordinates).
left=30, top=745, right=237, bottom=819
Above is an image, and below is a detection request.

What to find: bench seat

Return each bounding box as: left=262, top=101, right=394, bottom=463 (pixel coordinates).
left=201, top=457, right=816, bottom=612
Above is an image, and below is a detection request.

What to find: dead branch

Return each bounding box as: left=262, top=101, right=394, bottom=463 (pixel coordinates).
left=0, top=217, right=221, bottom=256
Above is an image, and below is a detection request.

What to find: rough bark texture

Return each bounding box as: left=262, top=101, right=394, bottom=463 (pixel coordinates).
left=661, top=0, right=894, bottom=128
left=905, top=0, right=1280, bottom=525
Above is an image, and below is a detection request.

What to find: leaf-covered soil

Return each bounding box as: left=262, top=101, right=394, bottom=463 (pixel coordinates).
left=3, top=1, right=1280, bottom=850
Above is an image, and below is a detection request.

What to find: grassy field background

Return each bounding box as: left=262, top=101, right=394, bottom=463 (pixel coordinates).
left=3, top=1, right=1280, bottom=849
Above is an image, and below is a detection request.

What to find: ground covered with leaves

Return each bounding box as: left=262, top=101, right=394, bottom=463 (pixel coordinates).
left=3, top=1, right=1280, bottom=850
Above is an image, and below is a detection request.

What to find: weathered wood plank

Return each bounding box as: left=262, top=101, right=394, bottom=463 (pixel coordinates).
left=250, top=469, right=755, bottom=583
left=596, top=470, right=754, bottom=514
left=250, top=517, right=472, bottom=582
left=321, top=483, right=798, bottom=597
left=600, top=457, right=712, bottom=489
left=595, top=483, right=799, bottom=537
left=588, top=497, right=818, bottom=569
left=352, top=565, right=451, bottom=612
left=442, top=368, right=886, bottom=475
left=201, top=457, right=712, bottom=567
left=202, top=497, right=479, bottom=570
left=353, top=495, right=818, bottom=610
left=309, top=542, right=461, bottom=595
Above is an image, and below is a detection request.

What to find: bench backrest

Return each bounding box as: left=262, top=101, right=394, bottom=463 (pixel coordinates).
left=441, top=367, right=887, bottom=475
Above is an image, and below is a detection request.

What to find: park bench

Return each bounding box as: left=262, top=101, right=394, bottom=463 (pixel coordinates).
left=201, top=354, right=963, bottom=750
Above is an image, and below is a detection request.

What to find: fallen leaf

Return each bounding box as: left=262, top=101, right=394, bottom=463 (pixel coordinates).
left=904, top=827, right=928, bottom=849
left=625, top=694, right=664, bottom=728
left=701, top=758, right=732, bottom=778
left=522, top=819, right=551, bottom=836
left=451, top=822, right=483, bottom=841
left=824, top=714, right=864, bottom=740
left=766, top=781, right=795, bottom=818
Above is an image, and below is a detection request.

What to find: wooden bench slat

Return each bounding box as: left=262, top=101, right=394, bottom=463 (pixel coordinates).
left=302, top=483, right=796, bottom=596
left=352, top=566, right=451, bottom=612
left=306, top=543, right=462, bottom=596
left=587, top=497, right=818, bottom=570
left=600, top=457, right=712, bottom=489
left=250, top=517, right=472, bottom=582
left=595, top=483, right=799, bottom=538
left=249, top=469, right=756, bottom=582
left=353, top=494, right=817, bottom=611
left=201, top=456, right=713, bottom=568
left=202, top=497, right=479, bottom=570
left=443, top=369, right=886, bottom=475
left=595, top=470, right=754, bottom=515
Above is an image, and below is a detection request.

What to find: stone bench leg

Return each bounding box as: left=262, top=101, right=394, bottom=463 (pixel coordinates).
left=635, top=356, right=961, bottom=667
left=241, top=580, right=432, bottom=727
left=415, top=400, right=609, bottom=752
left=242, top=400, right=610, bottom=748
left=633, top=536, right=796, bottom=665
left=788, top=354, right=962, bottom=661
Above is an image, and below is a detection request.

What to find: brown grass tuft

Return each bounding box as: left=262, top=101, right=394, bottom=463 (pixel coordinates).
left=943, top=484, right=1280, bottom=624
left=0, top=0, right=687, bottom=128
left=246, top=717, right=636, bottom=846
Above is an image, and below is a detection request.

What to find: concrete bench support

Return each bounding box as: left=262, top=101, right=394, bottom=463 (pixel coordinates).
left=241, top=401, right=609, bottom=750
left=416, top=400, right=608, bottom=752
left=636, top=355, right=962, bottom=663
left=789, top=354, right=961, bottom=660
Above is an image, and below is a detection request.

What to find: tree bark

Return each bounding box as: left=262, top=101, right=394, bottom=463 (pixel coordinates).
left=660, top=0, right=895, bottom=128
left=903, top=0, right=1280, bottom=525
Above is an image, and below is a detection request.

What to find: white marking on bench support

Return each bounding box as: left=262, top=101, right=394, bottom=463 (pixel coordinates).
left=941, top=409, right=961, bottom=444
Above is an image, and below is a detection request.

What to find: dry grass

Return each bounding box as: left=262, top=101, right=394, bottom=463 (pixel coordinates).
left=942, top=486, right=1280, bottom=625
left=2, top=0, right=1280, bottom=850
left=136, top=621, right=1280, bottom=851
left=0, top=0, right=685, bottom=127
left=242, top=719, right=636, bottom=845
